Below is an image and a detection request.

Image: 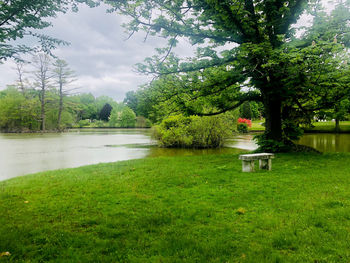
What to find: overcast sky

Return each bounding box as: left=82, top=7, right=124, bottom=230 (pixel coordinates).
left=0, top=3, right=196, bottom=101
left=0, top=1, right=333, bottom=101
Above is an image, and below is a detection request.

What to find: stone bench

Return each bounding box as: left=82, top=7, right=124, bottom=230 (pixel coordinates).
left=239, top=153, right=275, bottom=172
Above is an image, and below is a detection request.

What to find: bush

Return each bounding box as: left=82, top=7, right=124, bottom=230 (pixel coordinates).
left=237, top=123, right=248, bottom=133
left=119, top=107, right=136, bottom=128
left=254, top=134, right=291, bottom=153
left=109, top=107, right=137, bottom=128
left=136, top=116, right=152, bottom=128
left=240, top=101, right=252, bottom=119
left=91, top=120, right=108, bottom=128
left=153, top=115, right=232, bottom=148
left=78, top=119, right=90, bottom=128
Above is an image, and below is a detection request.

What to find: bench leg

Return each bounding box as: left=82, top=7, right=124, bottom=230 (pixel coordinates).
left=259, top=159, right=272, bottom=170
left=242, top=160, right=254, bottom=172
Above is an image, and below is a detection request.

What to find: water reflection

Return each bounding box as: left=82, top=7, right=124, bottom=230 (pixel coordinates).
left=297, top=133, right=350, bottom=153
left=147, top=146, right=245, bottom=158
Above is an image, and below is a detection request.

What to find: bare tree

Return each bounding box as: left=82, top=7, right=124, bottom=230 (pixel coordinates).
left=32, top=53, right=52, bottom=132
left=52, top=59, right=76, bottom=130
left=14, top=61, right=28, bottom=94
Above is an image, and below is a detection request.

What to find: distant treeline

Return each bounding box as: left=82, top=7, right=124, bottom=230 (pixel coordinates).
left=0, top=54, right=151, bottom=133
left=0, top=86, right=151, bottom=132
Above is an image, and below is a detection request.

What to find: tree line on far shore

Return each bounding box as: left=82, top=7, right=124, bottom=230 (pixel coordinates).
left=0, top=54, right=150, bottom=132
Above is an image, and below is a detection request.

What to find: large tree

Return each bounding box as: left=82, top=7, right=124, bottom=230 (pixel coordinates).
left=99, top=0, right=350, bottom=151
left=52, top=59, right=76, bottom=130
left=32, top=53, right=52, bottom=131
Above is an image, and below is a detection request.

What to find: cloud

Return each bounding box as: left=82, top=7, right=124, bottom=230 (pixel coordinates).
left=0, top=3, right=166, bottom=101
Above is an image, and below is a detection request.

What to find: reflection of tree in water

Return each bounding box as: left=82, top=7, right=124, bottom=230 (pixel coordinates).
left=147, top=147, right=246, bottom=158
left=298, top=134, right=350, bottom=152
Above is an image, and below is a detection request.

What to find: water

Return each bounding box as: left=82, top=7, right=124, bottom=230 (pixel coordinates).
left=297, top=133, right=350, bottom=153
left=0, top=129, right=152, bottom=181
left=0, top=129, right=249, bottom=181
left=0, top=129, right=349, bottom=181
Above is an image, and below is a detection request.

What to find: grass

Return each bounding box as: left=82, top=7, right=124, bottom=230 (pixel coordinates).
left=304, top=121, right=350, bottom=133
left=1, top=153, right=350, bottom=262
left=249, top=120, right=265, bottom=131
left=247, top=120, right=350, bottom=133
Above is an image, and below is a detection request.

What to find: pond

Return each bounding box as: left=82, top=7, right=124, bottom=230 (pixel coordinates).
left=0, top=129, right=349, bottom=181
left=0, top=129, right=248, bottom=181
left=297, top=133, right=350, bottom=153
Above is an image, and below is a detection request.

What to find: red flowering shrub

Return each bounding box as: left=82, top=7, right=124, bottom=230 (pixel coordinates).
left=237, top=118, right=252, bottom=127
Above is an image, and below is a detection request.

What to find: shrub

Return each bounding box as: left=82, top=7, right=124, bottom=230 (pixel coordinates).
left=237, top=123, right=248, bottom=133
left=237, top=118, right=252, bottom=127
left=91, top=120, right=108, bottom=128
left=254, top=134, right=291, bottom=153
left=78, top=119, right=90, bottom=128
left=119, top=107, right=136, bottom=128
left=136, top=116, right=152, bottom=128
left=153, top=115, right=232, bottom=148
left=99, top=103, right=113, bottom=121
left=240, top=101, right=252, bottom=119
left=108, top=107, right=137, bottom=128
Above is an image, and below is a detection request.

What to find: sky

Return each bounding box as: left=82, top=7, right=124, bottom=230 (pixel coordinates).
left=0, top=1, right=334, bottom=102
left=0, top=3, right=196, bottom=101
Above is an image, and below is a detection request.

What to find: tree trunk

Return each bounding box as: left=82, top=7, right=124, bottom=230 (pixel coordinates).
left=57, top=80, right=63, bottom=130
left=40, top=88, right=46, bottom=132
left=262, top=91, right=283, bottom=142
left=335, top=118, right=340, bottom=133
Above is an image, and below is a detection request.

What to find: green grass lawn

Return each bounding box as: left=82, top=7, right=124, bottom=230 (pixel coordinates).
left=249, top=120, right=265, bottom=131
left=304, top=121, right=350, bottom=133
left=1, top=153, right=350, bottom=262
left=247, top=120, right=350, bottom=133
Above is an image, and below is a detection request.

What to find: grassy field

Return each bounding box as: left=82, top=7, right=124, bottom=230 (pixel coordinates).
left=304, top=121, right=350, bottom=133
left=249, top=120, right=265, bottom=131
left=248, top=120, right=350, bottom=133
left=1, top=153, right=350, bottom=262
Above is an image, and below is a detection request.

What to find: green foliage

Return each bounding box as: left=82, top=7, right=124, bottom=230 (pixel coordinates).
left=78, top=119, right=90, bottom=128
left=119, top=107, right=136, bottom=128
left=0, top=85, right=134, bottom=132
left=304, top=121, right=350, bottom=133
left=254, top=134, right=291, bottom=153
left=0, top=87, right=40, bottom=131
left=123, top=91, right=138, bottom=113
left=0, top=0, right=79, bottom=61
left=45, top=109, right=74, bottom=130
left=153, top=115, right=232, bottom=148
left=240, top=101, right=252, bottom=120
left=282, top=120, right=304, bottom=141
left=98, top=103, right=113, bottom=121
left=101, top=0, right=350, bottom=151
left=90, top=120, right=108, bottom=128
left=108, top=107, right=137, bottom=128
left=136, top=116, right=152, bottom=128
left=237, top=123, right=248, bottom=134
left=108, top=109, right=119, bottom=127
left=250, top=101, right=262, bottom=120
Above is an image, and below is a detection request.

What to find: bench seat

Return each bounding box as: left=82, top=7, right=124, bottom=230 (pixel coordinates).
left=239, top=153, right=274, bottom=172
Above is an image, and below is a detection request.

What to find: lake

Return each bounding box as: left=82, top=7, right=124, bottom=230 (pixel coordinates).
left=0, top=129, right=349, bottom=181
